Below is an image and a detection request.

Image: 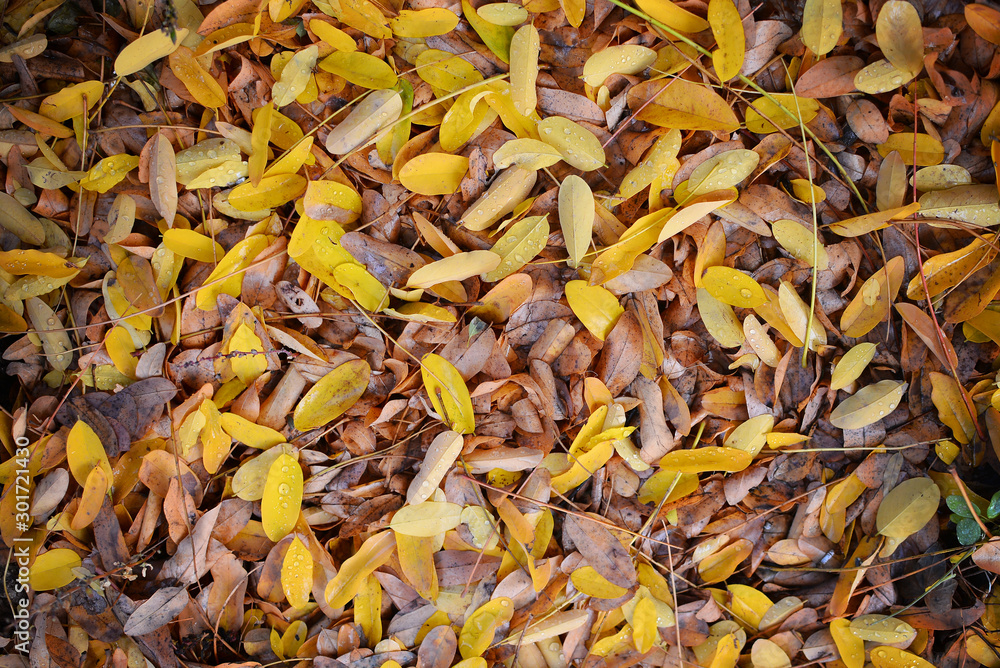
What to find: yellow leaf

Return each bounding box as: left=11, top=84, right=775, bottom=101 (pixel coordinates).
left=71, top=466, right=108, bottom=530
left=492, top=139, right=562, bottom=171
left=745, top=95, right=819, bottom=134
left=389, top=8, right=460, bottom=37
left=228, top=174, right=307, bottom=211
left=168, top=46, right=226, bottom=108
left=310, top=20, right=357, bottom=51
left=391, top=501, right=462, bottom=537
left=294, top=359, right=371, bottom=431
left=570, top=566, right=629, bottom=599
left=876, top=0, right=924, bottom=76
left=830, top=380, right=906, bottom=430
left=830, top=618, right=863, bottom=668
left=461, top=167, right=537, bottom=231
left=396, top=533, right=439, bottom=600
left=79, top=155, right=140, bottom=193
left=39, top=80, right=104, bottom=122
left=701, top=266, right=766, bottom=308
left=0, top=249, right=82, bottom=278
left=406, top=252, right=500, bottom=289
left=771, top=219, right=828, bottom=269
left=698, top=540, right=752, bottom=584
left=723, top=415, right=773, bottom=456
left=583, top=45, right=657, bottom=87
left=459, top=598, right=515, bottom=658
left=559, top=175, right=594, bottom=268
left=697, top=287, right=745, bottom=348
left=830, top=343, right=877, bottom=391
left=789, top=178, right=825, bottom=204
left=200, top=401, right=231, bottom=474
left=870, top=647, right=935, bottom=668
left=281, top=537, right=313, bottom=608
left=854, top=58, right=914, bottom=95
left=565, top=280, right=623, bottom=341
left=800, top=0, right=842, bottom=55
left=485, top=215, right=549, bottom=281
left=632, top=596, right=658, bottom=653
left=303, top=180, right=362, bottom=224
left=537, top=116, right=604, bottom=171
left=334, top=263, right=389, bottom=311
left=659, top=447, right=752, bottom=473
left=354, top=575, right=382, bottom=648
left=196, top=234, right=269, bottom=310
left=273, top=45, right=319, bottom=107
left=227, top=323, right=266, bottom=384
left=162, top=228, right=224, bottom=262
left=628, top=79, right=739, bottom=132
left=918, top=184, right=1000, bottom=227
left=325, top=531, right=396, bottom=608
left=325, top=89, right=402, bottom=156
left=930, top=371, right=976, bottom=444
left=220, top=412, right=285, bottom=449
left=476, top=3, right=528, bottom=26
left=67, top=421, right=113, bottom=486
left=778, top=280, right=826, bottom=350
left=261, top=453, right=303, bottom=542
left=634, top=0, right=709, bottom=33
left=422, top=353, right=475, bottom=434
left=877, top=133, right=944, bottom=166
left=709, top=0, right=744, bottom=81
left=115, top=27, right=188, bottom=77
left=29, top=549, right=81, bottom=591
left=510, top=25, right=539, bottom=115
left=849, top=615, right=917, bottom=644
left=399, top=154, right=469, bottom=195
left=319, top=51, right=398, bottom=89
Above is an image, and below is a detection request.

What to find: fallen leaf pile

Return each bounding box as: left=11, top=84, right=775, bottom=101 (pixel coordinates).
left=4, top=0, right=1000, bottom=665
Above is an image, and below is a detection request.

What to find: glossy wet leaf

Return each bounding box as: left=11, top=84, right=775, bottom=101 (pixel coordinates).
left=830, top=343, right=877, bottom=391
left=829, top=380, right=906, bottom=429
left=293, top=359, right=371, bottom=431
left=876, top=478, right=941, bottom=557
left=261, top=453, right=303, bottom=542
left=484, top=215, right=549, bottom=282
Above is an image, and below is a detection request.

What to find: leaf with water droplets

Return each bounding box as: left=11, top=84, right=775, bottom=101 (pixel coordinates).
left=800, top=0, right=842, bottom=55
left=771, top=219, right=828, bottom=269
left=390, top=501, right=462, bottom=537
left=876, top=0, right=924, bottom=77
left=659, top=446, right=753, bottom=473
left=484, top=214, right=549, bottom=282
left=169, top=46, right=226, bottom=108
left=422, top=353, right=475, bottom=434
left=325, top=89, right=403, bottom=156
left=723, top=414, right=774, bottom=457
left=261, top=453, right=303, bottom=542
left=929, top=371, right=976, bottom=445
left=281, top=537, right=313, bottom=608
left=294, top=359, right=371, bottom=431
left=559, top=175, right=594, bottom=269
left=115, top=27, right=188, bottom=77
left=399, top=153, right=469, bottom=195
left=272, top=45, right=318, bottom=107
left=459, top=598, right=515, bottom=658
left=26, top=297, right=73, bottom=373
left=877, top=133, right=944, bottom=166
left=510, top=25, right=539, bottom=115
left=701, top=266, right=766, bottom=308
left=325, top=531, right=396, bottom=609
left=538, top=117, right=604, bottom=171
left=686, top=149, right=759, bottom=200
left=830, top=343, right=876, bottom=391
left=407, top=431, right=463, bottom=504
left=849, top=614, right=917, bottom=644
left=476, top=2, right=527, bottom=25
left=406, top=251, right=501, bottom=289
left=829, top=380, right=906, bottom=429
left=697, top=287, right=745, bottom=348
left=582, top=45, right=657, bottom=87
left=870, top=646, right=935, bottom=668
left=709, top=0, right=744, bottom=82
left=830, top=619, right=863, bottom=668
left=149, top=132, right=177, bottom=225
left=628, top=79, right=740, bottom=132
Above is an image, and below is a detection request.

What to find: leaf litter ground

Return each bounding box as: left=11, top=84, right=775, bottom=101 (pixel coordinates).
left=2, top=0, right=1000, bottom=666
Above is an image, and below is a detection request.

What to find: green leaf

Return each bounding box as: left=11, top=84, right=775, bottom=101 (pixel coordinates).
left=956, top=517, right=983, bottom=545
left=946, top=494, right=974, bottom=518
